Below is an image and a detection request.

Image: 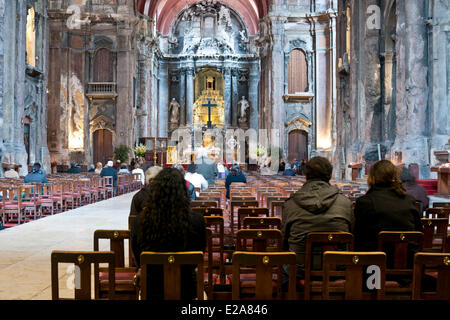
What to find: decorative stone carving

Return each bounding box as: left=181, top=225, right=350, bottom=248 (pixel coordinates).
left=90, top=115, right=114, bottom=133
left=285, top=116, right=312, bottom=133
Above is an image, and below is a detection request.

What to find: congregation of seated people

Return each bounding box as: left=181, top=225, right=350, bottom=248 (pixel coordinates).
left=104, top=156, right=447, bottom=301
left=31, top=155, right=449, bottom=300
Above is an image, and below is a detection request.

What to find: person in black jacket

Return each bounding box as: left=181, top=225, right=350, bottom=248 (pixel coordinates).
left=130, top=168, right=206, bottom=300
left=354, top=160, right=423, bottom=285
left=225, top=163, right=247, bottom=199
left=67, top=162, right=82, bottom=174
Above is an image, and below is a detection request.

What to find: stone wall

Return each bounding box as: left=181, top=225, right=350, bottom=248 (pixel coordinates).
left=0, top=0, right=50, bottom=177
left=336, top=0, right=450, bottom=180
left=259, top=0, right=337, bottom=163
left=47, top=0, right=150, bottom=167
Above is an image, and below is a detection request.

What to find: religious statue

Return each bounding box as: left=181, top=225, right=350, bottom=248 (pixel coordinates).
left=238, top=96, right=250, bottom=127
left=169, top=98, right=180, bottom=125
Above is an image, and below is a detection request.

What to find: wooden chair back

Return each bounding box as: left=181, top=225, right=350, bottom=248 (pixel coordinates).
left=242, top=217, right=281, bottom=230
left=204, top=216, right=225, bottom=285
left=425, top=208, right=450, bottom=219
left=377, top=231, right=424, bottom=269
left=237, top=207, right=269, bottom=230
left=190, top=200, right=218, bottom=208
left=377, top=231, right=424, bottom=298
left=51, top=251, right=115, bottom=300
left=433, top=202, right=450, bottom=208
left=322, top=251, right=386, bottom=300
left=231, top=252, right=297, bottom=300
left=196, top=196, right=221, bottom=206
left=140, top=251, right=204, bottom=300
left=93, top=230, right=137, bottom=299
left=93, top=230, right=133, bottom=268
left=236, top=229, right=283, bottom=252
left=446, top=235, right=450, bottom=253
left=266, top=196, right=289, bottom=216
left=229, top=200, right=259, bottom=229
left=421, top=218, right=449, bottom=252
left=412, top=253, right=450, bottom=300
left=205, top=228, right=214, bottom=298
left=304, top=232, right=354, bottom=300
left=191, top=207, right=223, bottom=216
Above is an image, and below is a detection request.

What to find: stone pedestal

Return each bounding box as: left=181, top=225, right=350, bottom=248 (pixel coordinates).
left=348, top=163, right=362, bottom=181
left=431, top=167, right=450, bottom=195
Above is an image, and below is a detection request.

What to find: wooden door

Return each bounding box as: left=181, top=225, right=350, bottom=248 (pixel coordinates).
left=93, top=129, right=113, bottom=166
left=288, top=130, right=308, bottom=162
left=93, top=49, right=113, bottom=82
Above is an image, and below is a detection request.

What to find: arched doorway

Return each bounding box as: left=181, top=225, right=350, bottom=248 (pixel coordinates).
left=288, top=130, right=308, bottom=162
left=93, top=129, right=113, bottom=166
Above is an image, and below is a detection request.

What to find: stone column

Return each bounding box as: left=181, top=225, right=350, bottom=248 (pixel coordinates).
left=361, top=0, right=382, bottom=160
left=2, top=0, right=28, bottom=176
left=393, top=0, right=429, bottom=176
left=223, top=67, right=232, bottom=126
left=186, top=66, right=194, bottom=126
left=158, top=61, right=169, bottom=138
left=231, top=69, right=239, bottom=127
left=314, top=18, right=333, bottom=151
left=248, top=62, right=259, bottom=131
left=179, top=68, right=186, bottom=126
left=0, top=0, right=5, bottom=163
left=270, top=18, right=286, bottom=151
left=429, top=0, right=450, bottom=169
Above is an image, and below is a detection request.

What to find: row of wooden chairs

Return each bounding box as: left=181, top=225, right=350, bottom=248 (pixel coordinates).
left=1, top=173, right=142, bottom=228
left=50, top=229, right=450, bottom=300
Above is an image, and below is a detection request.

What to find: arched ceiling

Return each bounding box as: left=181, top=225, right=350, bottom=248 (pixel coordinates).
left=137, top=0, right=268, bottom=35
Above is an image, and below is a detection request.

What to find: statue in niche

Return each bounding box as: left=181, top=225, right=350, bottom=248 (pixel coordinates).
left=238, top=96, right=250, bottom=127
left=169, top=98, right=180, bottom=126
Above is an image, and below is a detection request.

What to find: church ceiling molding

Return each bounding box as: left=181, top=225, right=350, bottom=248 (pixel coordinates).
left=137, top=0, right=268, bottom=36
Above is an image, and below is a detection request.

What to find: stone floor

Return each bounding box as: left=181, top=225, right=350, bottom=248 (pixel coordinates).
left=0, top=192, right=135, bottom=300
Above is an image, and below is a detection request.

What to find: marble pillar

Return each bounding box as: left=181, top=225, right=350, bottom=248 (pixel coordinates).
left=186, top=67, right=194, bottom=126
left=362, top=0, right=382, bottom=159
left=270, top=18, right=285, bottom=151
left=429, top=0, right=450, bottom=168
left=179, top=68, right=186, bottom=126
left=393, top=0, right=429, bottom=176
left=231, top=69, right=239, bottom=127
left=315, top=24, right=333, bottom=151
left=248, top=62, right=259, bottom=130
left=224, top=67, right=232, bottom=126
left=158, top=62, right=169, bottom=138
left=2, top=0, right=28, bottom=176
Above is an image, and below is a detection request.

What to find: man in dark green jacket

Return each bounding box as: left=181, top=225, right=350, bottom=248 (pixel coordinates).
left=282, top=157, right=354, bottom=280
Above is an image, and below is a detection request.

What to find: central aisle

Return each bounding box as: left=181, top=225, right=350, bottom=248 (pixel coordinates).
left=0, top=192, right=135, bottom=300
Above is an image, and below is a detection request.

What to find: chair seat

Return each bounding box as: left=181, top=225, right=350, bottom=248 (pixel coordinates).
left=99, top=271, right=136, bottom=290
left=298, top=279, right=346, bottom=289
left=21, top=201, right=37, bottom=207
left=432, top=239, right=443, bottom=246
left=40, top=198, right=54, bottom=203
left=4, top=204, right=19, bottom=209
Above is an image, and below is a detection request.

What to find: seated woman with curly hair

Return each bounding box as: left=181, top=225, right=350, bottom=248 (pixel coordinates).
left=130, top=168, right=206, bottom=300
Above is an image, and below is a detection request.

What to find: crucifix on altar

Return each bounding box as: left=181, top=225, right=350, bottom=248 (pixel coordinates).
left=202, top=98, right=217, bottom=129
